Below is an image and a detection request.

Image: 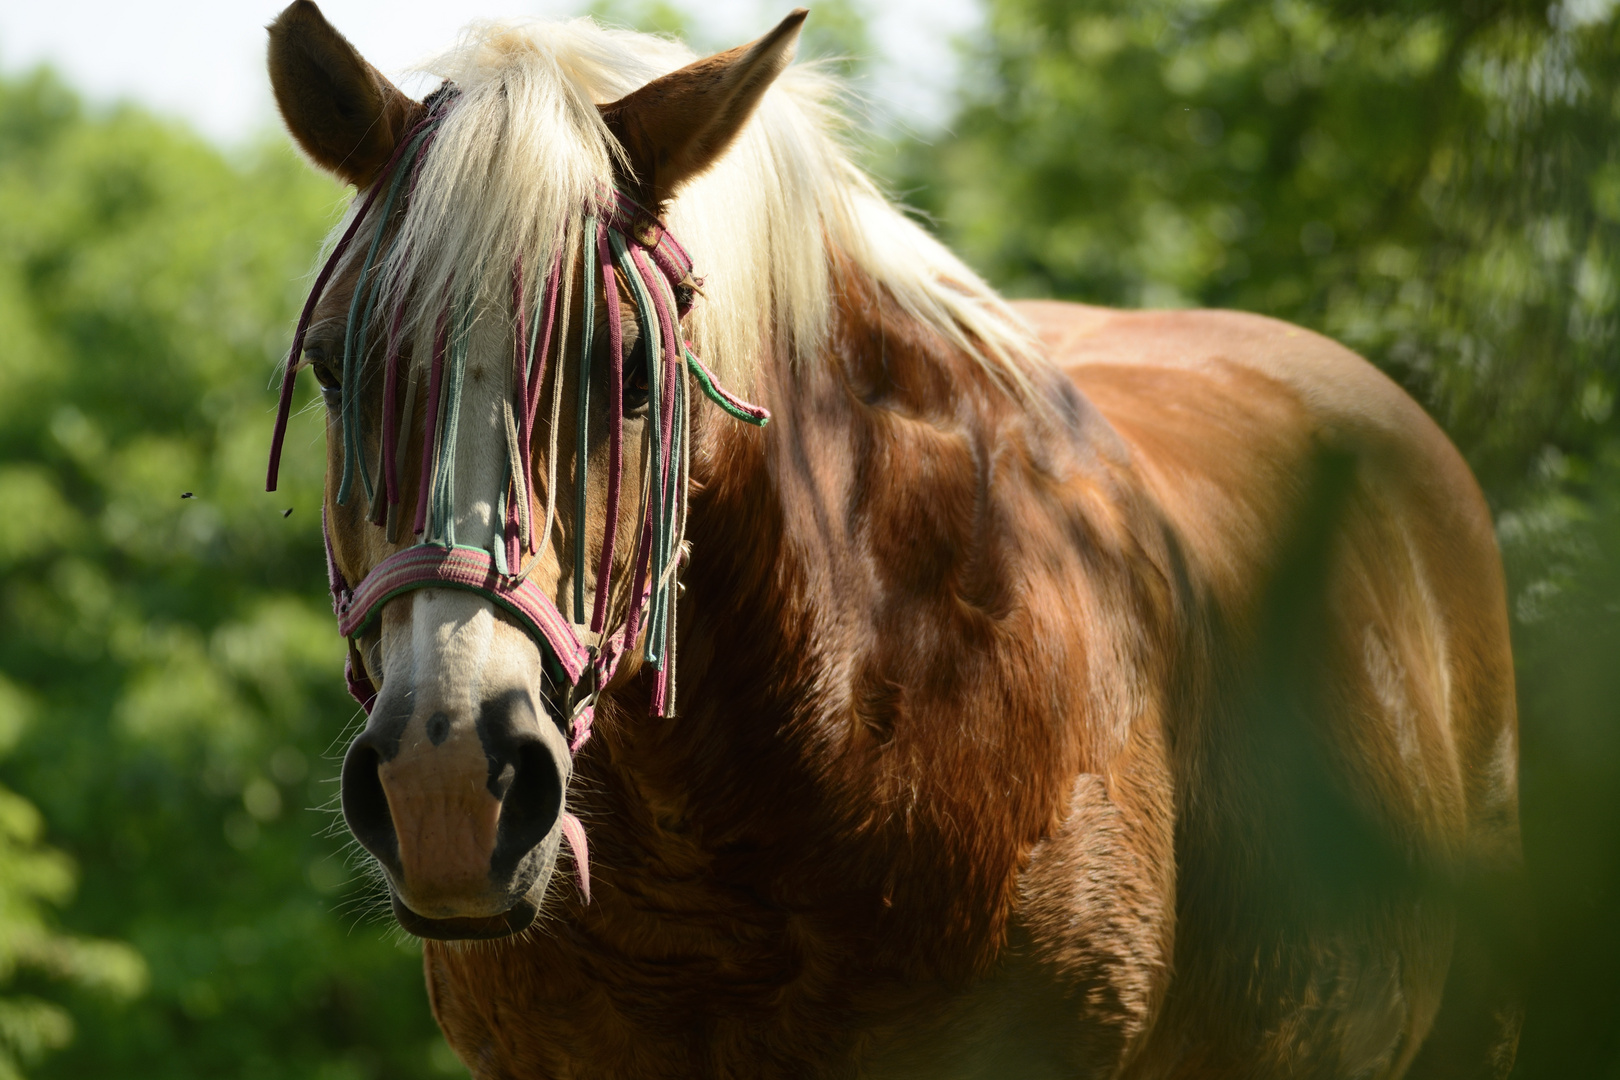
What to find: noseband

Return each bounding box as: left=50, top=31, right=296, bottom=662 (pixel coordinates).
left=266, top=85, right=768, bottom=750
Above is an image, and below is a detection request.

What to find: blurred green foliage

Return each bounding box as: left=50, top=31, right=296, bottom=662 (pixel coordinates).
left=586, top=0, right=697, bottom=42
left=0, top=726, right=145, bottom=1080
left=0, top=69, right=459, bottom=1078
left=0, top=0, right=1616, bottom=1073
left=891, top=0, right=1619, bottom=505
left=1496, top=448, right=1620, bottom=1077
left=585, top=0, right=872, bottom=68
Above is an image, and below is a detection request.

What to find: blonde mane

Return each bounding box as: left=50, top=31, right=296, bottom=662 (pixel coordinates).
left=352, top=16, right=1041, bottom=398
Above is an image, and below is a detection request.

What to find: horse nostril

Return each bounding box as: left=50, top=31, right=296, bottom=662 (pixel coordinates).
left=487, top=737, right=565, bottom=883
left=479, top=691, right=567, bottom=884
left=341, top=738, right=400, bottom=874
left=492, top=762, right=516, bottom=801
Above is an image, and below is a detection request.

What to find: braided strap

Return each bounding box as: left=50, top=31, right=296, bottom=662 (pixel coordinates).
left=337, top=544, right=592, bottom=684
left=600, top=189, right=700, bottom=315
left=685, top=349, right=770, bottom=426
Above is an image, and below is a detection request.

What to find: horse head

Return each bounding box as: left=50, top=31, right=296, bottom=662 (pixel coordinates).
left=265, top=0, right=799, bottom=939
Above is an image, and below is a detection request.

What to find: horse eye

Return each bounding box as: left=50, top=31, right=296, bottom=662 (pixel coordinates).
left=304, top=345, right=341, bottom=393
left=595, top=309, right=649, bottom=416
left=623, top=361, right=651, bottom=415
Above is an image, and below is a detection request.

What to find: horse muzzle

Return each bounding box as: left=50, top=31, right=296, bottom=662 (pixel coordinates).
left=341, top=680, right=570, bottom=940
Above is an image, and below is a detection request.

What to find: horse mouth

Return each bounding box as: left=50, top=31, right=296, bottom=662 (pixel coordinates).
left=390, top=891, right=540, bottom=940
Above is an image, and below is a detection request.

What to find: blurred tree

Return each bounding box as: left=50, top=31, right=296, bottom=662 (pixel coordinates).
left=584, top=0, right=875, bottom=77
left=890, top=0, right=1619, bottom=507
left=0, top=69, right=459, bottom=1079
left=0, top=673, right=145, bottom=1080
left=1497, top=447, right=1620, bottom=1079
left=798, top=0, right=877, bottom=73
left=586, top=0, right=698, bottom=43
left=0, top=0, right=1615, bottom=1074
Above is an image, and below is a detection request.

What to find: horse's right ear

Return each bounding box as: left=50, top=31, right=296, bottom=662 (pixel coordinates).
left=267, top=0, right=422, bottom=188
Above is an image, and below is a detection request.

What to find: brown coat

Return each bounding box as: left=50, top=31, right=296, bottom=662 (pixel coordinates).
left=423, top=277, right=1521, bottom=1079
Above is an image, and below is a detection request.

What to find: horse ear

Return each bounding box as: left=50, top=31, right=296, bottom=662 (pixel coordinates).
left=600, top=9, right=808, bottom=205
left=267, top=0, right=423, bottom=188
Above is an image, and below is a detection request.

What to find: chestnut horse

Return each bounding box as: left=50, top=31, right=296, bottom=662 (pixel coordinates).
left=265, top=3, right=1522, bottom=1076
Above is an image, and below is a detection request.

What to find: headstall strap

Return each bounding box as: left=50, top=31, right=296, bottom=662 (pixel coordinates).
left=270, top=82, right=770, bottom=742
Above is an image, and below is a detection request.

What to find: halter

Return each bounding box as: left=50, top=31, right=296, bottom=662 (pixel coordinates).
left=266, top=85, right=769, bottom=750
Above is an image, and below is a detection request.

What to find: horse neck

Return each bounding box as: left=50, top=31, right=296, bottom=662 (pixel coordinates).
left=581, top=254, right=1100, bottom=978
left=680, top=255, right=1046, bottom=745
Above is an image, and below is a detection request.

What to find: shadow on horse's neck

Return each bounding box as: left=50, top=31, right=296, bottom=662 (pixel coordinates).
left=576, top=252, right=1089, bottom=978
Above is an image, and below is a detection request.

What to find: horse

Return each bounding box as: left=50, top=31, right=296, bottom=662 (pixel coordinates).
left=263, top=3, right=1524, bottom=1076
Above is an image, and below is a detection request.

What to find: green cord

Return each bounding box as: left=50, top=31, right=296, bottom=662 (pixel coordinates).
left=431, top=301, right=472, bottom=547
left=683, top=348, right=769, bottom=427
left=337, top=121, right=437, bottom=507
left=610, top=231, right=672, bottom=666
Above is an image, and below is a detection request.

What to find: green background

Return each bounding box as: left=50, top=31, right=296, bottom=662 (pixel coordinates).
left=0, top=0, right=1616, bottom=1075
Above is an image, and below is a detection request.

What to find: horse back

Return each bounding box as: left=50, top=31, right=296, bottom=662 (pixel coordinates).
left=1015, top=300, right=1521, bottom=1078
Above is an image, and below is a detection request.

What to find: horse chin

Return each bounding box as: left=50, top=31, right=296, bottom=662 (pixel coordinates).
left=390, top=890, right=542, bottom=940
left=386, top=838, right=560, bottom=941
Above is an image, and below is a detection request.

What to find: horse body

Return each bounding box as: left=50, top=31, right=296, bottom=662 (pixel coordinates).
left=421, top=287, right=1519, bottom=1078
left=264, top=6, right=1520, bottom=1075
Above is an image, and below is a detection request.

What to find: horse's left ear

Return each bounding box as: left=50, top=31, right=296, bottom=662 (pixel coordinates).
left=600, top=9, right=808, bottom=206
